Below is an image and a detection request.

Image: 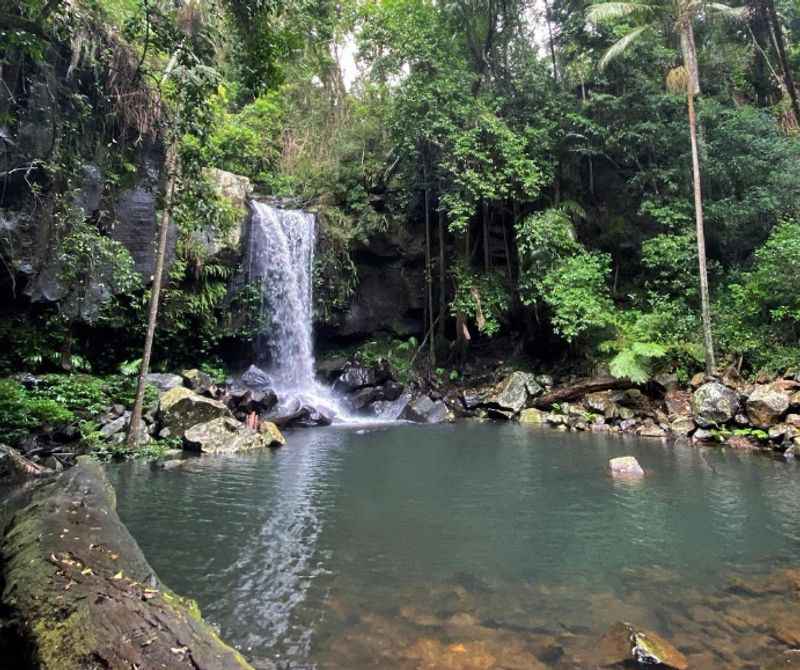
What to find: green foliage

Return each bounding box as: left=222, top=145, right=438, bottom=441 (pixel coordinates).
left=0, top=379, right=75, bottom=446
left=354, top=336, right=420, bottom=384
left=450, top=266, right=511, bottom=337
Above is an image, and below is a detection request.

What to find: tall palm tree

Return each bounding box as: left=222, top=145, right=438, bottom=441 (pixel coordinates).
left=587, top=0, right=745, bottom=376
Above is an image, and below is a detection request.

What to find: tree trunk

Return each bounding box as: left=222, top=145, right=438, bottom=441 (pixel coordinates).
left=532, top=376, right=637, bottom=408
left=482, top=200, right=490, bottom=272
left=438, top=207, right=447, bottom=337
left=764, top=0, right=800, bottom=122
left=543, top=0, right=558, bottom=84
left=681, top=21, right=716, bottom=376
left=127, top=142, right=178, bottom=448
left=424, top=172, right=435, bottom=367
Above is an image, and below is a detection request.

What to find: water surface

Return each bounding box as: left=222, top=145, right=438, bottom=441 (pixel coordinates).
left=110, top=423, right=800, bottom=669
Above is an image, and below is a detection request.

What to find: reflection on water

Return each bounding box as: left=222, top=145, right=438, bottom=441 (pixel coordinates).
left=110, top=423, right=800, bottom=669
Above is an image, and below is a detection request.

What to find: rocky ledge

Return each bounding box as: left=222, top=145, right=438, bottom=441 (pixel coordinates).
left=0, top=460, right=253, bottom=669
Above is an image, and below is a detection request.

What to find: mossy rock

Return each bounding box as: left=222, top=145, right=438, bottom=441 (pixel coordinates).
left=0, top=459, right=253, bottom=669
left=158, top=386, right=231, bottom=436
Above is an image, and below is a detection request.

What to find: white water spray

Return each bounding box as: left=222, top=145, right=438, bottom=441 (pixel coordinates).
left=247, top=202, right=354, bottom=421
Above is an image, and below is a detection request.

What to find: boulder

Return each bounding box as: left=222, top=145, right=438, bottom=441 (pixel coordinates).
left=669, top=416, right=695, bottom=436
left=584, top=391, right=619, bottom=419
left=239, top=365, right=272, bottom=391
left=0, top=460, right=253, bottom=670
left=182, top=369, right=217, bottom=396
left=235, top=389, right=278, bottom=416
left=315, top=356, right=348, bottom=381
left=144, top=373, right=184, bottom=392
left=747, top=384, right=791, bottom=428
left=596, top=622, right=687, bottom=669
left=692, top=382, right=739, bottom=427
left=608, top=456, right=645, bottom=478
left=403, top=396, right=451, bottom=424
left=184, top=417, right=267, bottom=454
left=727, top=436, right=761, bottom=450
left=99, top=412, right=130, bottom=439
left=158, top=387, right=232, bottom=436
left=665, top=389, right=692, bottom=418
left=349, top=386, right=385, bottom=411
left=203, top=168, right=251, bottom=251
left=519, top=408, right=547, bottom=424
left=483, top=371, right=543, bottom=416
left=371, top=393, right=412, bottom=420
left=638, top=420, right=666, bottom=439
left=258, top=421, right=286, bottom=447
left=333, top=361, right=392, bottom=393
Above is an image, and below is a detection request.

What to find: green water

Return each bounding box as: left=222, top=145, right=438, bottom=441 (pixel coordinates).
left=110, top=423, right=800, bottom=669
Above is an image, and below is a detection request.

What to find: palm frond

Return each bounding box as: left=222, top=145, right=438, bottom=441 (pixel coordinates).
left=598, top=25, right=651, bottom=70
left=587, top=2, right=656, bottom=24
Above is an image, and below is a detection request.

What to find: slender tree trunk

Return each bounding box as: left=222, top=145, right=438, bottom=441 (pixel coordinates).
left=127, top=142, right=178, bottom=447
left=543, top=0, right=558, bottom=84
left=482, top=200, right=490, bottom=272
left=424, top=167, right=435, bottom=367
left=438, top=207, right=447, bottom=337
left=764, top=0, right=800, bottom=122
left=683, top=66, right=716, bottom=374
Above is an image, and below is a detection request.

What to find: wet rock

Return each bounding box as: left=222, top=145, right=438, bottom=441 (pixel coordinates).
left=333, top=361, right=392, bottom=392
left=597, top=621, right=687, bottom=669
left=316, top=356, right=348, bottom=381
left=0, top=444, right=51, bottom=481
left=240, top=365, right=273, bottom=391
left=665, top=389, right=692, bottom=417
left=371, top=393, right=412, bottom=420
left=692, top=382, right=739, bottom=427
left=483, top=371, right=542, bottom=415
left=235, top=389, right=278, bottom=415
left=182, top=368, right=218, bottom=396
left=0, top=460, right=252, bottom=670
left=747, top=384, right=791, bottom=428
left=693, top=428, right=716, bottom=442
left=619, top=418, right=638, bottom=432
left=158, top=387, right=232, bottom=436
left=349, top=386, right=385, bottom=411
left=294, top=404, right=335, bottom=427
left=726, top=435, right=761, bottom=450
left=519, top=408, right=547, bottom=424
left=584, top=391, right=620, bottom=419
left=403, top=396, right=451, bottom=424
left=763, top=651, right=800, bottom=669
left=382, top=380, right=404, bottom=401
left=638, top=419, right=666, bottom=439
left=184, top=417, right=267, bottom=454
left=608, top=456, right=645, bottom=478
left=669, top=416, right=695, bottom=436
left=258, top=421, right=286, bottom=447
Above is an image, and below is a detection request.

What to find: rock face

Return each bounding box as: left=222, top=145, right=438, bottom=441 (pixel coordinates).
left=158, top=387, right=232, bottom=436
left=203, top=168, right=252, bottom=252
left=747, top=384, right=791, bottom=428
left=608, top=456, right=645, bottom=478
left=333, top=361, right=392, bottom=393
left=0, top=460, right=253, bottom=670
left=692, top=382, right=739, bottom=427
left=183, top=417, right=267, bottom=454
left=597, top=622, right=687, bottom=669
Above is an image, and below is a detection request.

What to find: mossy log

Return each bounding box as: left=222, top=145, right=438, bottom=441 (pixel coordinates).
left=1, top=459, right=253, bottom=670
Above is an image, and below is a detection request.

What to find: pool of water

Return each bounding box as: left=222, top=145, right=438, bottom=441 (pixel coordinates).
left=110, top=423, right=800, bottom=669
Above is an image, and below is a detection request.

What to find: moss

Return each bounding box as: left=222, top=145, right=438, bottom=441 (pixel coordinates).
left=32, top=610, right=96, bottom=670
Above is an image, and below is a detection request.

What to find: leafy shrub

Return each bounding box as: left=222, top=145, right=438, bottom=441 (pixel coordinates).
left=0, top=379, right=75, bottom=445
left=450, top=266, right=511, bottom=337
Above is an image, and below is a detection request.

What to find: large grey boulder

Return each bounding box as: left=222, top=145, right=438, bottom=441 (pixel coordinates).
left=145, top=373, right=184, bottom=392
left=403, top=395, right=451, bottom=423
left=158, top=387, right=232, bottom=436
left=333, top=361, right=392, bottom=392
left=483, top=371, right=543, bottom=416
left=747, top=383, right=791, bottom=428
left=692, top=382, right=739, bottom=428
left=183, top=417, right=267, bottom=454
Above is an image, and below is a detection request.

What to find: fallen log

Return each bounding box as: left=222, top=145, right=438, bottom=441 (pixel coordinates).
left=531, top=376, right=637, bottom=409
left=1, top=459, right=253, bottom=670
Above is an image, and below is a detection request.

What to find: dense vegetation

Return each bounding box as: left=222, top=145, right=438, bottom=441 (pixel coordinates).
left=2, top=0, right=800, bottom=391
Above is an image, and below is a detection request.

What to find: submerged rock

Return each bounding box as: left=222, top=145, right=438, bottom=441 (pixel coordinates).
left=158, top=387, right=232, bottom=436
left=597, top=621, right=687, bottom=669
left=0, top=460, right=253, bottom=670
left=519, top=408, right=547, bottom=424
left=747, top=383, right=791, bottom=428
left=608, top=456, right=645, bottom=478
left=183, top=417, right=267, bottom=454
left=692, top=382, right=739, bottom=427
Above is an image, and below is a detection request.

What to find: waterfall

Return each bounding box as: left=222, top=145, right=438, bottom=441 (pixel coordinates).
left=247, top=202, right=352, bottom=421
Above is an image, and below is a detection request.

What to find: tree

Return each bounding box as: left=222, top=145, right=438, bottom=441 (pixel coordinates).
left=587, top=0, right=744, bottom=375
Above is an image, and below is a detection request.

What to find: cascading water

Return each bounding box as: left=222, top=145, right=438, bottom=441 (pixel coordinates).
left=247, top=201, right=353, bottom=421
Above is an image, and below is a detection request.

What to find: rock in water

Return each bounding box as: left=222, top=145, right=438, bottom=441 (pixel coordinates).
left=258, top=421, right=286, bottom=447
left=403, top=396, right=451, bottom=423
left=747, top=383, right=791, bottom=428
left=692, top=382, right=739, bottom=427
left=484, top=371, right=543, bottom=416
left=158, top=387, right=232, bottom=436
left=0, top=460, right=253, bottom=670
left=183, top=417, right=267, bottom=454
left=597, top=622, right=687, bottom=669
left=240, top=365, right=273, bottom=391
left=519, top=408, right=547, bottom=424
left=608, top=456, right=645, bottom=478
